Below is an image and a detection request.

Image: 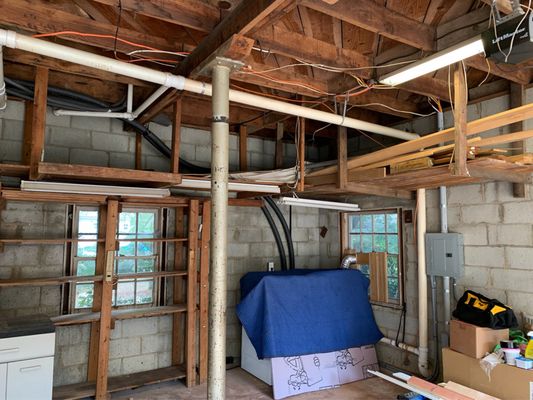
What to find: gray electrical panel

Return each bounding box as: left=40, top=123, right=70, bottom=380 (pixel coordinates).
left=425, top=233, right=464, bottom=278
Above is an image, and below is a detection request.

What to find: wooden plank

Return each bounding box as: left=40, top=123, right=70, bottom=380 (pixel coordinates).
left=0, top=189, right=108, bottom=205
left=37, top=162, right=182, bottom=185
left=95, top=199, right=118, bottom=400
left=475, top=130, right=533, bottom=148
left=297, top=118, right=306, bottom=192
left=171, top=98, right=182, bottom=174
left=453, top=63, right=468, bottom=176
left=368, top=252, right=388, bottom=303
left=186, top=200, right=199, bottom=387
left=337, top=126, right=347, bottom=189
left=239, top=125, right=248, bottom=172
left=306, top=167, right=386, bottom=186
left=22, top=101, right=33, bottom=164
left=198, top=200, right=211, bottom=384
left=469, top=164, right=533, bottom=184
left=302, top=0, right=435, bottom=51
left=390, top=157, right=433, bottom=174
left=0, top=275, right=104, bottom=287
left=172, top=208, right=186, bottom=366
left=0, top=164, right=29, bottom=178
left=30, top=67, right=48, bottom=180
left=303, top=182, right=414, bottom=200
left=510, top=83, right=526, bottom=197
left=309, top=103, right=533, bottom=177
left=135, top=134, right=142, bottom=170
left=275, top=122, right=284, bottom=169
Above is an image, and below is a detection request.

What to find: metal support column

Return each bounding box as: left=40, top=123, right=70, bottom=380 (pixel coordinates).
left=208, top=62, right=231, bottom=400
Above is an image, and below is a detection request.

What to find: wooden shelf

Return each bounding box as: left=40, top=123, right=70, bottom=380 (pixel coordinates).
left=116, top=237, right=188, bottom=243
left=0, top=275, right=104, bottom=287
left=52, top=364, right=186, bottom=400
left=52, top=305, right=187, bottom=326
left=0, top=238, right=105, bottom=245
left=0, top=163, right=29, bottom=178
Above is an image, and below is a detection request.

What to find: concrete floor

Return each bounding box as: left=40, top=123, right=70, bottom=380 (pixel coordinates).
left=112, top=368, right=405, bottom=400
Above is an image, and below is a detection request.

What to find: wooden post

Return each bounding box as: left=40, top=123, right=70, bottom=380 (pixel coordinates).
left=337, top=126, right=348, bottom=189
left=172, top=208, right=186, bottom=366
left=171, top=98, right=182, bottom=174
left=29, top=67, right=48, bottom=180
left=510, top=83, right=526, bottom=198
left=297, top=118, right=306, bottom=192
left=22, top=101, right=33, bottom=164
left=186, top=200, right=199, bottom=387
left=453, top=63, right=468, bottom=177
left=275, top=122, right=284, bottom=169
left=198, top=200, right=211, bottom=384
left=135, top=134, right=142, bottom=170
left=239, top=125, right=248, bottom=172
left=95, top=199, right=119, bottom=400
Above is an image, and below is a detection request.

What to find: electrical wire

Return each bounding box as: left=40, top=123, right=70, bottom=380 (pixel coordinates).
left=33, top=31, right=161, bottom=51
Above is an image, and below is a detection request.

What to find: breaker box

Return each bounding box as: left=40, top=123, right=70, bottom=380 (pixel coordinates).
left=425, top=233, right=464, bottom=278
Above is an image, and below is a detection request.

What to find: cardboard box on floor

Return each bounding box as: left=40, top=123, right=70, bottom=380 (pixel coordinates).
left=271, top=345, right=378, bottom=400
left=443, top=347, right=533, bottom=400
left=450, top=319, right=509, bottom=359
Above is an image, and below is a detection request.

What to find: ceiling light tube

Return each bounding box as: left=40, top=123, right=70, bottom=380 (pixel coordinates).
left=276, top=197, right=360, bottom=211
left=174, top=178, right=281, bottom=194
left=380, top=36, right=485, bottom=86
left=21, top=181, right=171, bottom=198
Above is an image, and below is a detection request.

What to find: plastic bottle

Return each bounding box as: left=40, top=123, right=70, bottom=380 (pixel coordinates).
left=526, top=331, right=533, bottom=359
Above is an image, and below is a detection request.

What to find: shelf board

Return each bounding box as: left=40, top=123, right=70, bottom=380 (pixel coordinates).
left=116, top=237, right=188, bottom=243
left=52, top=364, right=186, bottom=400
left=52, top=304, right=187, bottom=326
left=0, top=238, right=105, bottom=244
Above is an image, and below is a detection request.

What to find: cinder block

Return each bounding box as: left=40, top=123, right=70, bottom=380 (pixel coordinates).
left=181, top=127, right=211, bottom=146
left=109, top=152, right=135, bottom=169
left=70, top=148, right=109, bottom=166
left=249, top=243, right=275, bottom=258
left=2, top=119, right=23, bottom=140
left=2, top=101, right=25, bottom=121
left=109, top=337, right=141, bottom=358
left=122, top=317, right=158, bottom=337
left=0, top=139, right=22, bottom=162
left=464, top=246, right=504, bottom=267
left=110, top=321, right=122, bottom=340
left=40, top=286, right=61, bottom=307
left=108, top=358, right=122, bottom=377
left=46, top=109, right=71, bottom=128
left=488, top=224, right=532, bottom=246
left=53, top=364, right=86, bottom=386
left=451, top=224, right=488, bottom=246
left=71, top=115, right=110, bottom=132
left=506, top=290, right=533, bottom=317
left=179, top=143, right=196, bottom=162
left=122, top=353, right=157, bottom=374
left=91, top=131, right=129, bottom=152
left=159, top=316, right=172, bottom=332
left=248, top=138, right=263, bottom=153
left=457, top=265, right=490, bottom=288
left=491, top=268, right=533, bottom=292
left=503, top=202, right=533, bottom=224
left=44, top=146, right=70, bottom=163
left=228, top=243, right=250, bottom=258
left=147, top=122, right=171, bottom=142
left=145, top=155, right=170, bottom=172
left=505, top=247, right=533, bottom=270
left=195, top=144, right=211, bottom=163
left=461, top=204, right=501, bottom=224
left=295, top=213, right=318, bottom=228
left=50, top=126, right=91, bottom=148
left=157, top=352, right=172, bottom=369
left=56, top=326, right=83, bottom=346
left=60, top=344, right=89, bottom=367
left=141, top=333, right=171, bottom=354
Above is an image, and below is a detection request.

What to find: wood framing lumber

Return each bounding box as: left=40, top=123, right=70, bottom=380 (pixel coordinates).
left=297, top=118, right=306, bottom=192
left=29, top=67, right=48, bottom=180
left=198, top=201, right=211, bottom=384
left=171, top=98, right=183, bottom=174
left=306, top=167, right=386, bottom=186
left=453, top=62, right=469, bottom=176
left=337, top=126, right=348, bottom=189
left=475, top=130, right=533, bottom=148
left=239, top=125, right=248, bottom=172
left=303, top=182, right=414, bottom=200
left=390, top=157, right=433, bottom=174
left=186, top=200, right=199, bottom=387
left=172, top=208, right=186, bottom=366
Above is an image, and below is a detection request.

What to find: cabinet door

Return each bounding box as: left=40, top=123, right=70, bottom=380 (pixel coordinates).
left=0, top=363, right=6, bottom=400
left=6, top=357, right=53, bottom=400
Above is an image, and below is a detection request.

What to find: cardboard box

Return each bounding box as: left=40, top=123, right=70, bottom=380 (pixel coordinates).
left=450, top=319, right=509, bottom=359
left=271, top=345, right=378, bottom=399
left=443, top=347, right=533, bottom=400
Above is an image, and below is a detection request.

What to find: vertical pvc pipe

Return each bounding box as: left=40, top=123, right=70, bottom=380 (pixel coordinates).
left=208, top=63, right=231, bottom=400
left=417, top=188, right=430, bottom=377
left=0, top=46, right=6, bottom=111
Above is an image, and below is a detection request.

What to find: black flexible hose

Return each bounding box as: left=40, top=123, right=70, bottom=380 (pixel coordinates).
left=264, top=196, right=295, bottom=270
left=261, top=206, right=287, bottom=271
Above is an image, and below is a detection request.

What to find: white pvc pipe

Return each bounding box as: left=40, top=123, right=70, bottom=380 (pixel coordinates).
left=126, top=83, right=133, bottom=113
left=132, top=85, right=169, bottom=118
left=417, top=188, right=430, bottom=378
left=0, top=46, right=6, bottom=111
left=380, top=337, right=420, bottom=355
left=0, top=29, right=419, bottom=141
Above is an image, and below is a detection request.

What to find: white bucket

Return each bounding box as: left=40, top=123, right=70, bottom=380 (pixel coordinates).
left=502, top=348, right=521, bottom=365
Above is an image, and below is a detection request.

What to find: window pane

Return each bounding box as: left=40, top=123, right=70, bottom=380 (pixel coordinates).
left=361, top=215, right=372, bottom=233
left=117, top=259, right=135, bottom=274
left=349, top=215, right=360, bottom=233
left=119, top=212, right=137, bottom=234
left=75, top=283, right=94, bottom=308
left=77, top=237, right=97, bottom=257
left=387, top=235, right=399, bottom=254
left=136, top=280, right=153, bottom=304
left=374, top=234, right=386, bottom=252
left=138, top=212, right=155, bottom=234
left=77, top=260, right=96, bottom=276
left=387, top=213, right=398, bottom=233
left=118, top=240, right=135, bottom=256
left=388, top=278, right=399, bottom=300
left=373, top=214, right=385, bottom=233
left=78, top=211, right=98, bottom=234
left=361, top=234, right=373, bottom=252
left=116, top=280, right=135, bottom=305
left=138, top=258, right=155, bottom=273
left=350, top=234, right=360, bottom=252
left=137, top=241, right=154, bottom=256
left=387, top=255, right=399, bottom=277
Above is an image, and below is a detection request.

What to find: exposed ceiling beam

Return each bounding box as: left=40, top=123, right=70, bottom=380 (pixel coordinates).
left=301, top=0, right=436, bottom=51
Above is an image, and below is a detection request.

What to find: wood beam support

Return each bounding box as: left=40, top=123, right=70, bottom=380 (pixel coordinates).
left=239, top=125, right=248, bottom=172
left=186, top=200, right=199, bottom=387
left=453, top=63, right=468, bottom=176
left=297, top=118, right=306, bottom=192
left=22, top=101, right=33, bottom=164
left=135, top=134, right=142, bottom=170
left=171, top=98, right=183, bottom=174
left=198, top=201, right=211, bottom=384
left=172, top=208, right=186, bottom=366
left=510, top=83, right=527, bottom=197
left=29, top=67, right=48, bottom=180
left=275, top=122, right=284, bottom=169
left=337, top=126, right=348, bottom=189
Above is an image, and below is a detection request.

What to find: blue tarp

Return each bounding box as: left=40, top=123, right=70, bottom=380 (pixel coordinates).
left=236, top=269, right=383, bottom=359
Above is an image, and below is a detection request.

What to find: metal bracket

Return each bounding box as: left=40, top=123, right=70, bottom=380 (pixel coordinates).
left=196, top=56, right=244, bottom=77
left=493, top=0, right=525, bottom=24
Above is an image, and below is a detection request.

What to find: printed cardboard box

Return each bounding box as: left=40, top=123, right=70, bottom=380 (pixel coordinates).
left=271, top=345, right=378, bottom=399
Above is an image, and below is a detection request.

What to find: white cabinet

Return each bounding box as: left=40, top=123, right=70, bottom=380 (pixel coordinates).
left=0, top=333, right=55, bottom=400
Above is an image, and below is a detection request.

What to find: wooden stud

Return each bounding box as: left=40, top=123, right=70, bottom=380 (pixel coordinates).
left=297, top=118, right=306, bottom=192
left=22, top=101, right=33, bottom=164
left=239, top=125, right=248, bottom=172
left=29, top=67, right=48, bottom=180
left=453, top=63, right=468, bottom=177
left=172, top=207, right=186, bottom=366
left=510, top=83, right=526, bottom=198
left=171, top=98, right=182, bottom=174
left=198, top=200, right=211, bottom=384
left=135, top=134, right=142, bottom=170
left=275, top=122, right=284, bottom=169
left=337, top=126, right=347, bottom=189
left=95, top=199, right=119, bottom=400
left=186, top=200, right=199, bottom=387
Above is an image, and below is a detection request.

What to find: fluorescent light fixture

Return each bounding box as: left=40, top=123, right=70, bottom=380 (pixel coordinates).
left=276, top=197, right=360, bottom=212
left=380, top=36, right=485, bottom=86
left=21, top=181, right=170, bottom=198
left=174, top=178, right=281, bottom=194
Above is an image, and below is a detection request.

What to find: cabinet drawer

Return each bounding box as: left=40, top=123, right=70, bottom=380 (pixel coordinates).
left=6, top=357, right=54, bottom=400
left=0, top=333, right=55, bottom=363
left=0, top=363, right=6, bottom=400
